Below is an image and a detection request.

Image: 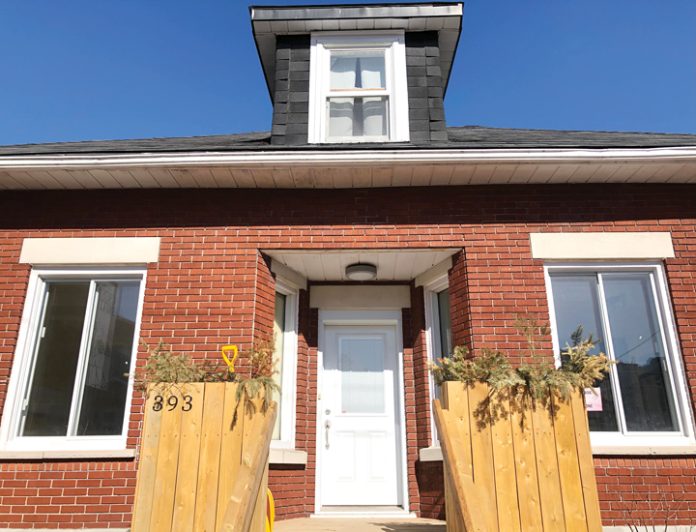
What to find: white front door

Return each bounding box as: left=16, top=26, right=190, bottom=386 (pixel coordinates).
left=320, top=324, right=402, bottom=506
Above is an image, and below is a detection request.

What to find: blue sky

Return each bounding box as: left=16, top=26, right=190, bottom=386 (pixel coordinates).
left=0, top=0, right=694, bottom=145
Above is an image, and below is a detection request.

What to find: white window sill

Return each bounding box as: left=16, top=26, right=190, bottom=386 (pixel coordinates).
left=419, top=446, right=443, bottom=462
left=590, top=433, right=696, bottom=455
left=269, top=448, right=307, bottom=465
left=0, top=449, right=136, bottom=460
left=419, top=442, right=696, bottom=461
left=592, top=445, right=696, bottom=456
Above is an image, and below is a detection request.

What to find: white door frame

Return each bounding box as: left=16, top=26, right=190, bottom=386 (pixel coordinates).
left=315, top=309, right=409, bottom=514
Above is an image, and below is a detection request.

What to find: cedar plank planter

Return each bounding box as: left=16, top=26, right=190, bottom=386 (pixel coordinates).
left=131, top=382, right=276, bottom=532
left=434, top=381, right=602, bottom=532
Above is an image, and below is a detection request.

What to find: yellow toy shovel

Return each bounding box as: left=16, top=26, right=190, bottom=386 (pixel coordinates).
left=221, top=344, right=239, bottom=376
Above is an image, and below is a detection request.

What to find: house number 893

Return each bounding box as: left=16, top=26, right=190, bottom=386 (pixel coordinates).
left=152, top=394, right=193, bottom=412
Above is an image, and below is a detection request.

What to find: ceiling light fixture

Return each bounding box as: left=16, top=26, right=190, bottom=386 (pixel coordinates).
left=345, top=263, right=377, bottom=281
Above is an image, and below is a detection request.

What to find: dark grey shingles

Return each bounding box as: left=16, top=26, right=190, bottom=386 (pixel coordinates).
left=430, top=130, right=449, bottom=142
left=3, top=127, right=696, bottom=156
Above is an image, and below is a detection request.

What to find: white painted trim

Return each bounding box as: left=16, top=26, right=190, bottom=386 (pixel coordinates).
left=530, top=232, right=675, bottom=260
left=20, top=237, right=161, bottom=264
left=0, top=449, right=136, bottom=460
left=3, top=146, right=696, bottom=170
left=269, top=448, right=308, bottom=465
left=415, top=256, right=453, bottom=287
left=270, top=260, right=307, bottom=291
left=543, top=262, right=696, bottom=451
left=315, top=310, right=409, bottom=514
left=592, top=445, right=696, bottom=456
left=271, top=278, right=300, bottom=450
left=422, top=271, right=450, bottom=447
left=418, top=446, right=443, bottom=462
left=0, top=267, right=147, bottom=453
left=308, top=32, right=409, bottom=144
left=310, top=285, right=410, bottom=309
left=311, top=510, right=417, bottom=519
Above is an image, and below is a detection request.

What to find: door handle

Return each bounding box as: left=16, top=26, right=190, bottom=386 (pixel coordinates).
left=324, top=419, right=331, bottom=449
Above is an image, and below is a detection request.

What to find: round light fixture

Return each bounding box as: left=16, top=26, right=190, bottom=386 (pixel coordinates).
left=345, top=263, right=377, bottom=281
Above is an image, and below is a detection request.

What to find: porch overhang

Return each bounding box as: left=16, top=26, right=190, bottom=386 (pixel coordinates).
left=263, top=248, right=460, bottom=282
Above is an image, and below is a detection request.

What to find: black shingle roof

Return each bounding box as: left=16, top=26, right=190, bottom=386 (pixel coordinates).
left=1, top=126, right=695, bottom=156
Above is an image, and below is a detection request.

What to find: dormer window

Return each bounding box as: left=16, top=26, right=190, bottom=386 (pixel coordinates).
left=309, top=33, right=409, bottom=144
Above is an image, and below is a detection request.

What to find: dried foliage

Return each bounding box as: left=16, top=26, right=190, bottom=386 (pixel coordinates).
left=137, top=339, right=280, bottom=429
left=135, top=341, right=229, bottom=394
left=430, top=320, right=613, bottom=424
left=235, top=339, right=279, bottom=418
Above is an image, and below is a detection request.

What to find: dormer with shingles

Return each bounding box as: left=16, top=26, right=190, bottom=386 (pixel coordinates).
left=250, top=3, right=463, bottom=146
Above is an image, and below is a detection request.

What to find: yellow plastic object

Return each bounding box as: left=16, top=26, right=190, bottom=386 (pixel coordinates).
left=266, top=488, right=275, bottom=532
left=221, top=344, right=239, bottom=374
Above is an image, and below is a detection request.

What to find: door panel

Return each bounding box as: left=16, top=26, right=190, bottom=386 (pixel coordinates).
left=320, top=325, right=402, bottom=506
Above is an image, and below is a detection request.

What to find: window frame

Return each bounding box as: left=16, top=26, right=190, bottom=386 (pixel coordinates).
left=423, top=273, right=450, bottom=447
left=0, top=267, right=146, bottom=453
left=271, top=278, right=300, bottom=450
left=544, top=262, right=696, bottom=449
left=308, top=31, right=410, bottom=144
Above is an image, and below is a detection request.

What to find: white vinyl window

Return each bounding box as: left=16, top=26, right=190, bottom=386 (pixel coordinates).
left=0, top=268, right=145, bottom=452
left=271, top=279, right=299, bottom=449
left=309, top=32, right=409, bottom=143
left=424, top=274, right=452, bottom=447
left=545, top=263, right=695, bottom=449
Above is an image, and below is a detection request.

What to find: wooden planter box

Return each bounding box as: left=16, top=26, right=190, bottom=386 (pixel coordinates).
left=435, top=381, right=601, bottom=532
left=132, top=382, right=277, bottom=532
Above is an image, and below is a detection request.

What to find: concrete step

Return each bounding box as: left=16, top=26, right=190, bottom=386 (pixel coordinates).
left=274, top=517, right=446, bottom=531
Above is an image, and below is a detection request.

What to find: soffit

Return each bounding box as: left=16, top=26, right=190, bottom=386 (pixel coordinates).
left=263, top=248, right=460, bottom=281
left=250, top=3, right=463, bottom=96
left=1, top=156, right=696, bottom=189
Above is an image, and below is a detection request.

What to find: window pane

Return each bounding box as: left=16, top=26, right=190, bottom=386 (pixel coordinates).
left=272, top=292, right=287, bottom=440
left=330, top=50, right=385, bottom=90
left=603, top=274, right=678, bottom=432
left=340, top=338, right=385, bottom=414
left=77, top=281, right=139, bottom=436
left=437, top=289, right=453, bottom=357
left=327, top=97, right=387, bottom=139
left=550, top=275, right=619, bottom=431
left=23, top=282, right=90, bottom=436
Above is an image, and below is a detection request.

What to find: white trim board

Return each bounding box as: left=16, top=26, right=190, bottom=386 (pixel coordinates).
left=310, top=285, right=410, bottom=309
left=530, top=232, right=674, bottom=260
left=20, top=237, right=161, bottom=264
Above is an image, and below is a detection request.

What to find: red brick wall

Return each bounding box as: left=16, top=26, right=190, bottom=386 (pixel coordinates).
left=253, top=253, right=276, bottom=346
left=596, top=457, right=696, bottom=526
left=0, top=462, right=135, bottom=528
left=0, top=184, right=694, bottom=527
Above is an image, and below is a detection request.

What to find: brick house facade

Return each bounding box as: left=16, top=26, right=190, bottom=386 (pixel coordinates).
left=1, top=3, right=696, bottom=530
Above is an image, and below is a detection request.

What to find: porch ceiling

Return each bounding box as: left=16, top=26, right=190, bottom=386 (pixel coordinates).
left=264, top=248, right=460, bottom=281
